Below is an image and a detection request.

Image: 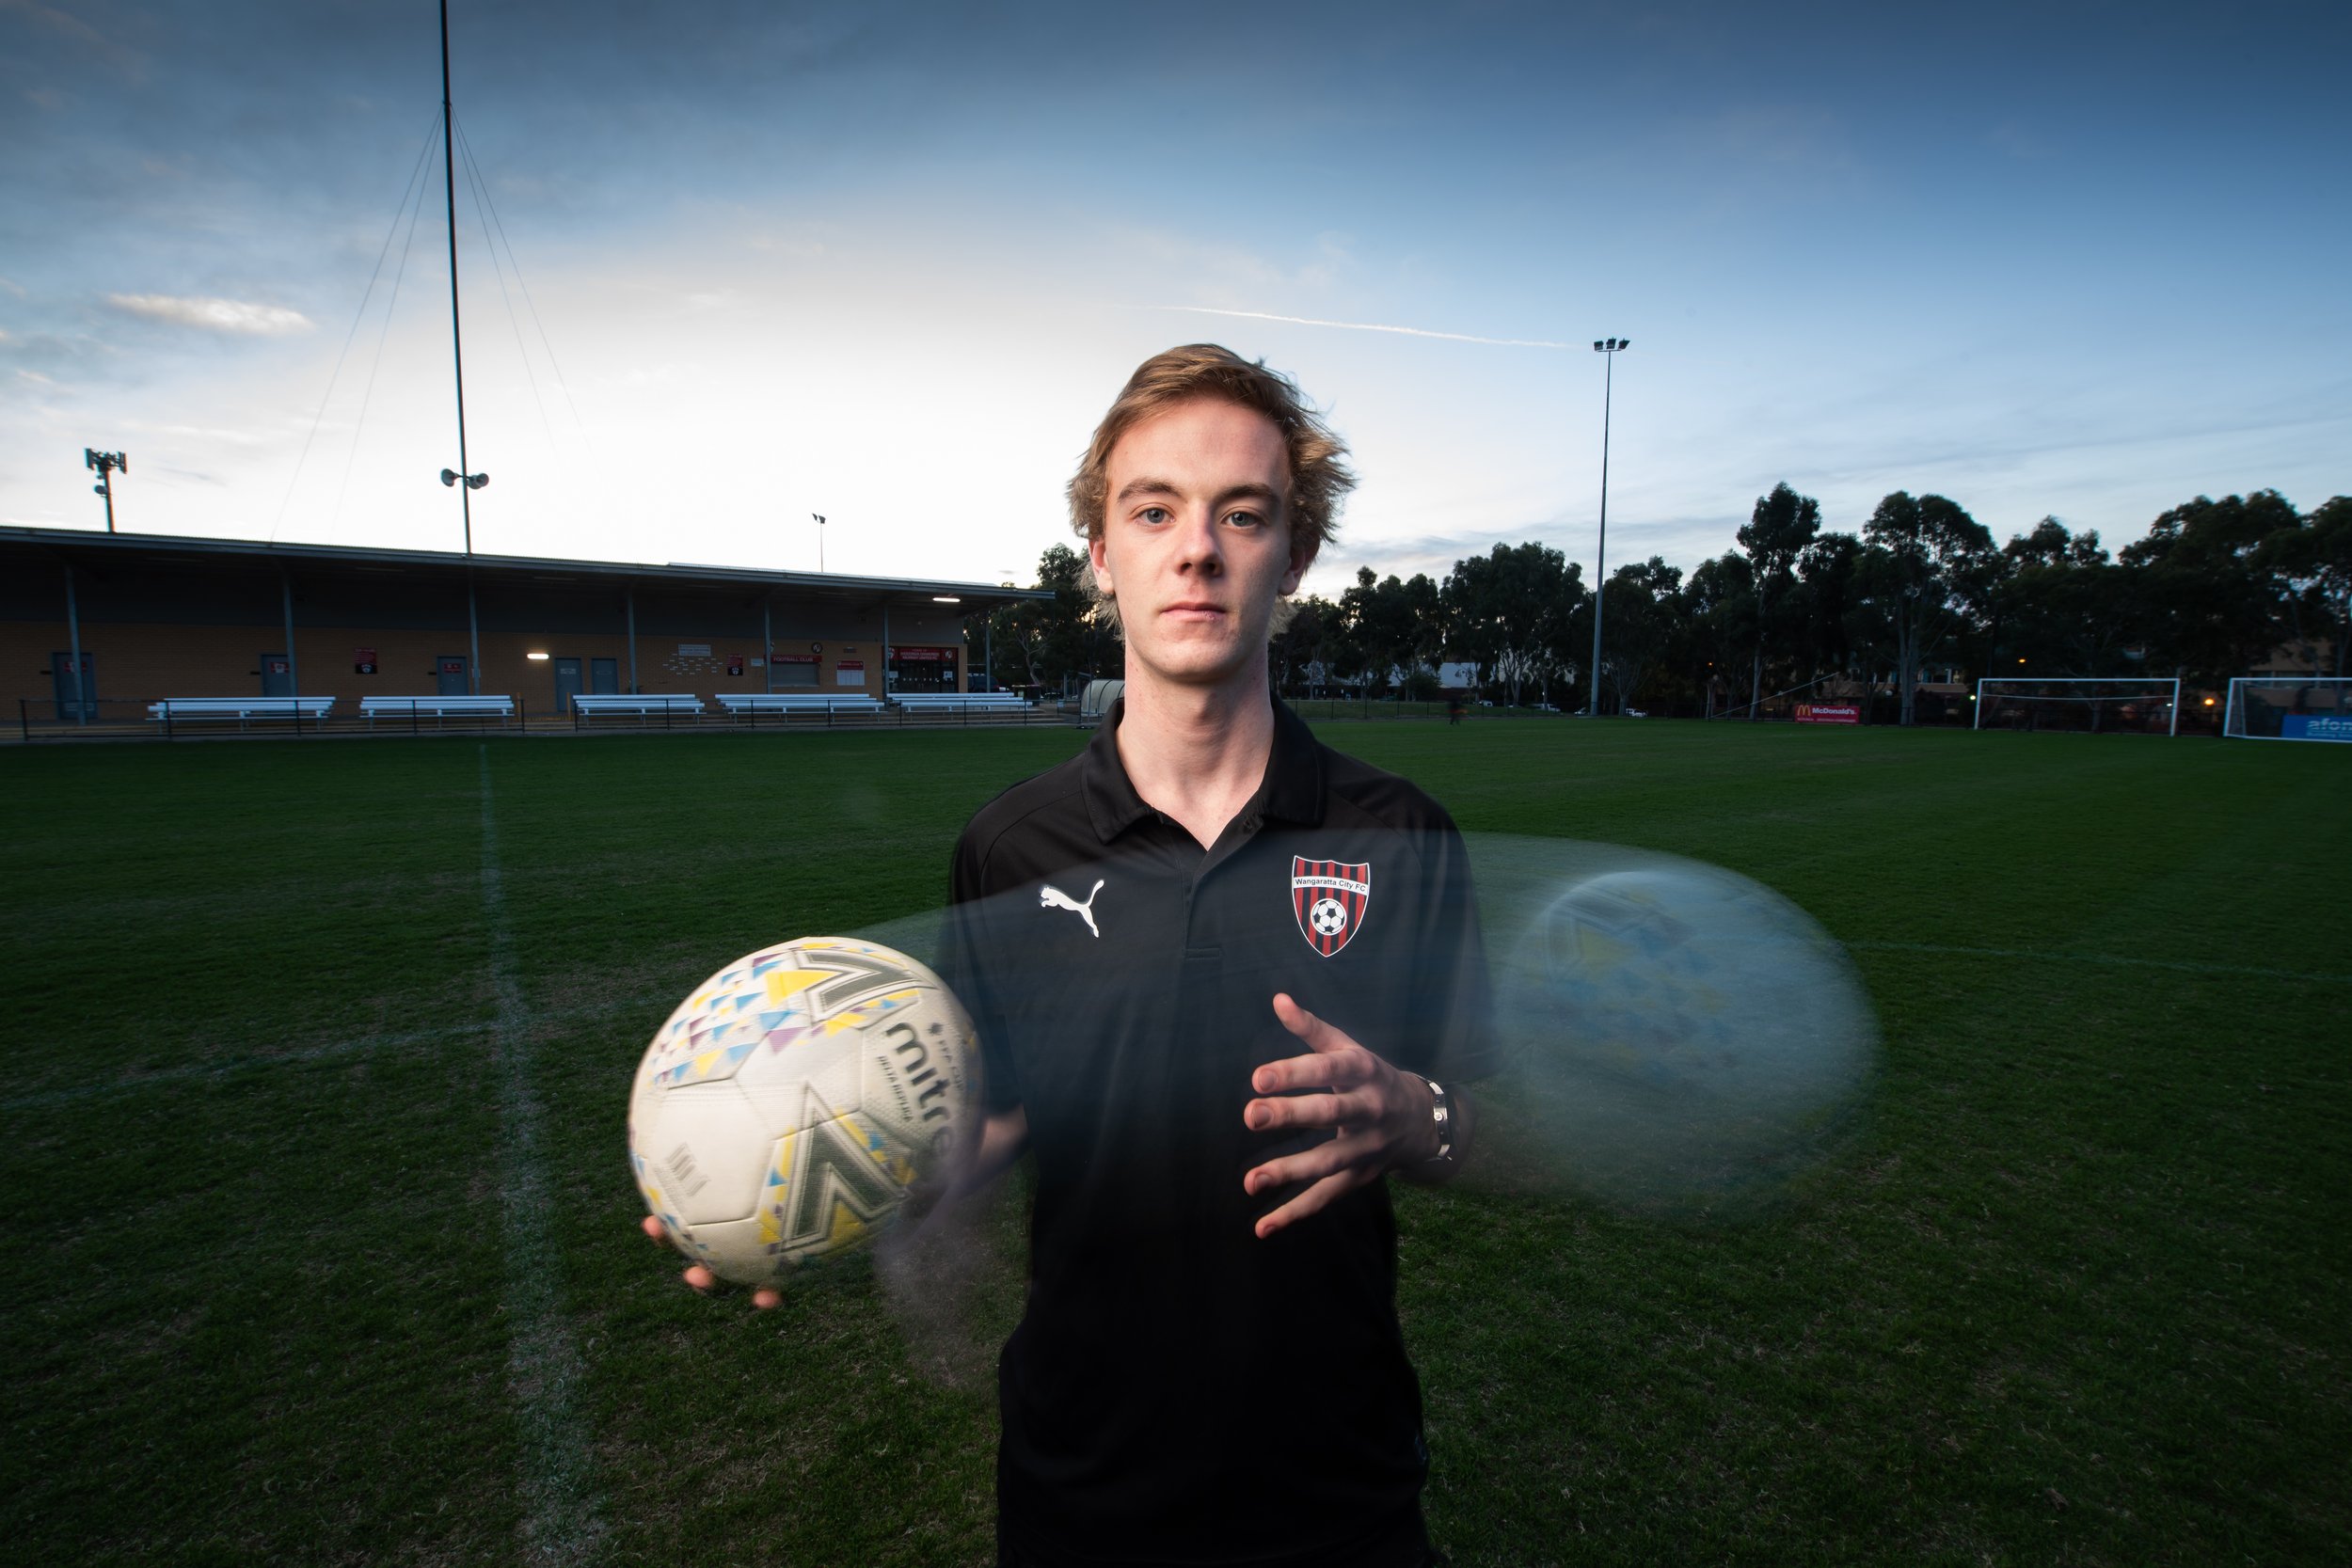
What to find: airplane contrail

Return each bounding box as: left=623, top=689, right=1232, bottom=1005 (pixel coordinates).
left=1146, top=304, right=1576, bottom=350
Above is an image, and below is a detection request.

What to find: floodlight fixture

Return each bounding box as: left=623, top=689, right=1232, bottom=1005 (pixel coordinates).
left=84, top=448, right=128, bottom=531
left=441, top=467, right=488, bottom=489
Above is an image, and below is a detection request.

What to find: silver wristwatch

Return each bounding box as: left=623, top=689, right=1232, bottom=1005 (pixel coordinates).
left=1415, top=1073, right=1455, bottom=1166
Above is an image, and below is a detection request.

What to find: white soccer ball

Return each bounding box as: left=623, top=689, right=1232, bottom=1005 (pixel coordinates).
left=1310, top=897, right=1348, bottom=936
left=628, top=936, right=980, bottom=1286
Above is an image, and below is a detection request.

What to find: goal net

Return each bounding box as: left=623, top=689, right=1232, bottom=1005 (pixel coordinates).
left=1973, top=677, right=2181, bottom=736
left=2222, top=676, right=2352, bottom=742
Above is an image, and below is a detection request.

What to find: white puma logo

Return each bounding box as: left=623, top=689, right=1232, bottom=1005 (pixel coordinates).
left=1040, top=879, right=1105, bottom=939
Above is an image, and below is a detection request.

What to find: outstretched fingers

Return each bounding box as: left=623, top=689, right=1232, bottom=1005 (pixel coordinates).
left=648, top=1214, right=778, bottom=1308
left=1252, top=1169, right=1359, bottom=1239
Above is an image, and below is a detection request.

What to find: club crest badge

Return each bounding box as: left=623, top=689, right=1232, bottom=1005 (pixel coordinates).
left=1291, top=857, right=1372, bottom=958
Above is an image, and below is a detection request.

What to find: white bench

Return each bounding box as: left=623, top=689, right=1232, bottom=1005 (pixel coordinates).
left=891, top=692, right=1031, bottom=711
left=890, top=693, right=1035, bottom=721
left=360, top=695, right=516, bottom=728
left=151, top=697, right=336, bottom=729
left=570, top=693, right=706, bottom=723
left=715, top=693, right=888, bottom=718
left=716, top=693, right=887, bottom=724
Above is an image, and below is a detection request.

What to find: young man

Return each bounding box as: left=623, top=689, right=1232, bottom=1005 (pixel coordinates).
left=647, top=344, right=1494, bottom=1563
left=940, top=345, right=1498, bottom=1566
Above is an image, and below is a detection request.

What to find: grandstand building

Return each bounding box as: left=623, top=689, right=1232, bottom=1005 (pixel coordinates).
left=2, top=526, right=1045, bottom=721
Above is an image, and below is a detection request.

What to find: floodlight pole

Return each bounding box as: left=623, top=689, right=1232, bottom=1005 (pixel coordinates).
left=814, top=514, right=825, bottom=574
left=86, top=449, right=126, bottom=532
left=438, top=0, right=485, bottom=694
left=1586, top=338, right=1629, bottom=717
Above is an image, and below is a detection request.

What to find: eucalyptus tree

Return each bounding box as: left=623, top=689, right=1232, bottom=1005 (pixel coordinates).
left=1856, top=492, right=1997, bottom=725
left=1737, top=482, right=1822, bottom=719
left=2256, top=495, right=2352, bottom=677
left=1441, top=542, right=1574, bottom=705
left=2120, top=491, right=2297, bottom=688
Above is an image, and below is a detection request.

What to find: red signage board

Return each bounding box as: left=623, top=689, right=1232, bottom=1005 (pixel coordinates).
left=726, top=655, right=745, bottom=676
left=355, top=646, right=377, bottom=674
left=1796, top=703, right=1861, bottom=724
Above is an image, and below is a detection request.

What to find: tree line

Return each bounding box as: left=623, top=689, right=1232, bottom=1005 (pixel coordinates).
left=973, top=488, right=2350, bottom=722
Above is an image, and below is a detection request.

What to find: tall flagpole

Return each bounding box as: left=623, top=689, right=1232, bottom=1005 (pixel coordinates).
left=441, top=0, right=482, bottom=694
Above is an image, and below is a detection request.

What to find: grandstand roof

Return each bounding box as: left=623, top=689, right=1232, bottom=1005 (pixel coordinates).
left=0, top=526, right=1050, bottom=611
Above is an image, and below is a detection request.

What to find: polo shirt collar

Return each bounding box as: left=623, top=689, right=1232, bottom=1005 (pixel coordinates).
left=1081, top=693, right=1328, bottom=845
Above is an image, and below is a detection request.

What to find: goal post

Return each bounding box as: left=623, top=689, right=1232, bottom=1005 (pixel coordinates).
left=2222, top=676, right=2352, bottom=742
left=1973, top=676, right=2182, bottom=736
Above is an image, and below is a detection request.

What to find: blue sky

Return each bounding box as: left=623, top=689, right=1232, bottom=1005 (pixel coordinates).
left=3, top=0, right=2344, bottom=594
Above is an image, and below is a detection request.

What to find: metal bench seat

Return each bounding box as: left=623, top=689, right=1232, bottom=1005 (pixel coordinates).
left=359, top=695, right=515, bottom=727
left=150, top=697, right=336, bottom=729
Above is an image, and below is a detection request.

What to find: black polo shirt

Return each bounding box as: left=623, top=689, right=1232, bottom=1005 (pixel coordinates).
left=941, top=698, right=1498, bottom=1567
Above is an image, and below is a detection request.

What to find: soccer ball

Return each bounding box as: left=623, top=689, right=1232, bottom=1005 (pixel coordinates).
left=1490, top=861, right=1875, bottom=1209
left=628, top=936, right=980, bottom=1286
left=1310, top=897, right=1348, bottom=936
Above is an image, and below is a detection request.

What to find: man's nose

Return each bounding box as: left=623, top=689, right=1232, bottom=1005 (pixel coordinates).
left=1173, top=507, right=1224, bottom=573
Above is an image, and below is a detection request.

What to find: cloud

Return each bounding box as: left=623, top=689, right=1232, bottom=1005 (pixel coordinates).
left=1144, top=305, right=1575, bottom=350
left=105, top=294, right=313, bottom=335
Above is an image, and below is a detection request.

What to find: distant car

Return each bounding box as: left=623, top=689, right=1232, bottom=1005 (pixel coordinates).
left=1624, top=707, right=1649, bottom=718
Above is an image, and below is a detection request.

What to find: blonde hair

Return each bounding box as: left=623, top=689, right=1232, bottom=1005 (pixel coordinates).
left=1067, top=342, right=1354, bottom=567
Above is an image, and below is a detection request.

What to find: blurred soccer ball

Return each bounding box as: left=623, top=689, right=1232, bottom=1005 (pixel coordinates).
left=628, top=937, right=980, bottom=1286
left=1491, top=860, right=1875, bottom=1209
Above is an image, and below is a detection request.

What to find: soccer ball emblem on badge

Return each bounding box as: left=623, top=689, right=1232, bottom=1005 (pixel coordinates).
left=1310, top=897, right=1348, bottom=937
left=628, top=937, right=980, bottom=1286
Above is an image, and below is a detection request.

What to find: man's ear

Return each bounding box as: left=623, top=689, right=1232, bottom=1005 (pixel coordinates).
left=1089, top=531, right=1114, bottom=597
left=1279, top=535, right=1315, bottom=598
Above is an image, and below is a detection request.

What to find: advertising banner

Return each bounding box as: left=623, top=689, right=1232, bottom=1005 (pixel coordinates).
left=835, top=659, right=866, bottom=688
left=1795, top=703, right=1861, bottom=724
left=354, top=647, right=377, bottom=674
left=2281, top=714, right=2352, bottom=742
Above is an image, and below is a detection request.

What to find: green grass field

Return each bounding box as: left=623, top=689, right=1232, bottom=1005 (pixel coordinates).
left=3, top=721, right=2344, bottom=1566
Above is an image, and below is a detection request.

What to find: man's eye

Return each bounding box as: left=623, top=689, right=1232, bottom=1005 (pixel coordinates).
left=1224, top=511, right=1264, bottom=530
left=1137, top=506, right=1171, bottom=526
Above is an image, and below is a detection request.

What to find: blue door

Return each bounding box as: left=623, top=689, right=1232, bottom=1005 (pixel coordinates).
left=51, top=651, right=97, bottom=720
left=437, top=656, right=469, bottom=696
left=553, top=657, right=584, bottom=714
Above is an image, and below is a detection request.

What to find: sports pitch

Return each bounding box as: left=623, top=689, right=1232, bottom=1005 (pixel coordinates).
left=2, top=721, right=2344, bottom=1566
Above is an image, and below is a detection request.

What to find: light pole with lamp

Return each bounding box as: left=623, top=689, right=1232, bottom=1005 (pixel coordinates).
left=1586, top=337, right=1629, bottom=717
left=813, top=514, right=825, bottom=573
left=441, top=466, right=487, bottom=692
left=86, top=449, right=127, bottom=532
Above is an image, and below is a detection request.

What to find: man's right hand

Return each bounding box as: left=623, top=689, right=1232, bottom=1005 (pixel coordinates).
left=631, top=1109, right=1025, bottom=1312
left=638, top=1213, right=783, bottom=1310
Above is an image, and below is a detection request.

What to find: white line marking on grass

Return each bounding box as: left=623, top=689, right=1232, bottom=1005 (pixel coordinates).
left=0, top=992, right=677, bottom=1116
left=480, top=745, right=608, bottom=1566
left=1851, top=941, right=2352, bottom=986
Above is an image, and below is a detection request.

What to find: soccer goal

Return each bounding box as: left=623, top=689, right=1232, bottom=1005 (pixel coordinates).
left=1973, top=676, right=2181, bottom=736
left=2222, top=676, right=2352, bottom=742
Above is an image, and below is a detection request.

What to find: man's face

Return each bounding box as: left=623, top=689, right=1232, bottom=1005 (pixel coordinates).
left=1091, top=397, right=1308, bottom=689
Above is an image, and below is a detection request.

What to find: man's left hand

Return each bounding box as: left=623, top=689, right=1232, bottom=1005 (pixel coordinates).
left=1241, top=992, right=1442, bottom=1240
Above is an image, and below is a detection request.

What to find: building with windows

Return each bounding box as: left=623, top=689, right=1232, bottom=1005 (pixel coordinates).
left=2, top=527, right=1043, bottom=721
